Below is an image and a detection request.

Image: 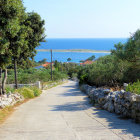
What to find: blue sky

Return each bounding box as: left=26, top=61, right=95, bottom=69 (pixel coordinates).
left=23, top=0, right=140, bottom=38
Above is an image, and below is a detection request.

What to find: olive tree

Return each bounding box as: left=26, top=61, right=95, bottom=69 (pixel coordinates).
left=0, top=0, right=25, bottom=94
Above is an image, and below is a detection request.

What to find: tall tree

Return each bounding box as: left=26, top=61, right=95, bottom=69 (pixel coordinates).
left=25, top=12, right=46, bottom=58
left=0, top=1, right=46, bottom=92
left=112, top=30, right=140, bottom=63
left=8, top=11, right=46, bottom=89
left=111, top=30, right=140, bottom=82
left=0, top=0, right=25, bottom=93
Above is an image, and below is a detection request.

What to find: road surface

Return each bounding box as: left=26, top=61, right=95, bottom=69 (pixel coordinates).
left=0, top=81, right=140, bottom=140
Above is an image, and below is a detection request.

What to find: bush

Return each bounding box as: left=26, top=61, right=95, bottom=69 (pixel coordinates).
left=71, top=73, right=78, bottom=79
left=5, top=86, right=15, bottom=94
left=52, top=70, right=68, bottom=81
left=78, top=30, right=140, bottom=87
left=16, top=87, right=34, bottom=99
left=126, top=81, right=140, bottom=95
left=7, top=68, right=68, bottom=85
left=30, top=86, right=42, bottom=97
left=78, top=55, right=129, bottom=87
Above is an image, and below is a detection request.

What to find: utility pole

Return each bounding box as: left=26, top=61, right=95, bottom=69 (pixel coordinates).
left=14, top=59, right=18, bottom=89
left=51, top=49, right=53, bottom=81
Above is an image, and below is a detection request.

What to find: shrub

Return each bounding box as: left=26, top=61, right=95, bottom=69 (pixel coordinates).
left=52, top=70, right=68, bottom=81
left=16, top=87, right=34, bottom=99
left=7, top=68, right=68, bottom=85
left=30, top=86, right=42, bottom=97
left=71, top=73, right=78, bottom=79
left=78, top=55, right=129, bottom=87
left=126, top=81, right=140, bottom=95
left=5, top=86, right=15, bottom=94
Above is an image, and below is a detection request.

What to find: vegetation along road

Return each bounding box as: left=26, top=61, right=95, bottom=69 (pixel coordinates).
left=0, top=81, right=140, bottom=140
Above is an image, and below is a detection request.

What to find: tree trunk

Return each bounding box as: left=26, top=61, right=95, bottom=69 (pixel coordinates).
left=14, top=59, right=18, bottom=89
left=2, top=69, right=7, bottom=94
left=0, top=68, right=2, bottom=95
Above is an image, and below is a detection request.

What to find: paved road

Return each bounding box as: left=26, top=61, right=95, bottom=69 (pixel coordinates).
left=0, top=81, right=140, bottom=140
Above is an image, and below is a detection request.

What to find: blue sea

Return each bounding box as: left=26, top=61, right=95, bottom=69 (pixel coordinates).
left=35, top=38, right=127, bottom=63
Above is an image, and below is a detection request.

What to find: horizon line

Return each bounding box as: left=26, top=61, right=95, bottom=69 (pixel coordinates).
left=45, top=37, right=128, bottom=39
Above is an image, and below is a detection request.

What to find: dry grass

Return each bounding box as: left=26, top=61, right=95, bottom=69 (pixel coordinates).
left=101, top=85, right=123, bottom=91
left=0, top=81, right=67, bottom=125
left=0, top=106, right=13, bottom=124
left=0, top=100, right=29, bottom=125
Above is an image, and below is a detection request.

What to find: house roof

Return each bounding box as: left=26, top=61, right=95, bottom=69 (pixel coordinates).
left=80, top=60, right=94, bottom=65
left=42, top=62, right=52, bottom=67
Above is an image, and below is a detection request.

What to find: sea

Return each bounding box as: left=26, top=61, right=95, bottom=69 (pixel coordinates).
left=35, top=38, right=127, bottom=63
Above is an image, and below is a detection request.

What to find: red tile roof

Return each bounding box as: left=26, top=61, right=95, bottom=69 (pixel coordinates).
left=42, top=62, right=53, bottom=67
left=80, top=60, right=94, bottom=65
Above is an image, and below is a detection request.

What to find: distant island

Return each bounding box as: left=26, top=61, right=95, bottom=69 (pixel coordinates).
left=37, top=49, right=111, bottom=53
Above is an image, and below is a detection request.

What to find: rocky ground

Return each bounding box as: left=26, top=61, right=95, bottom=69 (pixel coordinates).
left=0, top=93, right=24, bottom=109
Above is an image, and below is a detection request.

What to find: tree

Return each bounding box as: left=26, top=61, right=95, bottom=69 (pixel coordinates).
left=86, top=55, right=95, bottom=61
left=0, top=55, right=11, bottom=94
left=67, top=58, right=72, bottom=62
left=0, top=0, right=46, bottom=93
left=0, top=0, right=25, bottom=94
left=54, top=60, right=62, bottom=71
left=24, top=12, right=46, bottom=59
left=111, top=30, right=140, bottom=83
left=11, top=12, right=46, bottom=89
left=38, top=59, right=47, bottom=64
left=111, top=30, right=140, bottom=63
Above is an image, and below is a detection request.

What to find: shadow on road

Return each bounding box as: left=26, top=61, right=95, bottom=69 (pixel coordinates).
left=51, top=100, right=89, bottom=112
left=51, top=82, right=140, bottom=138
left=92, top=108, right=140, bottom=138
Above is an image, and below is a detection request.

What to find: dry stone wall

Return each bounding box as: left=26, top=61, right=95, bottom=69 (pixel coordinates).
left=0, top=93, right=24, bottom=109
left=80, top=84, right=140, bottom=122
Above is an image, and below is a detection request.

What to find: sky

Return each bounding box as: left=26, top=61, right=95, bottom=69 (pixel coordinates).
left=23, top=0, right=140, bottom=38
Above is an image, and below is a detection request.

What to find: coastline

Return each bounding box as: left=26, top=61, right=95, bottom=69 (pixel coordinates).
left=37, top=49, right=111, bottom=53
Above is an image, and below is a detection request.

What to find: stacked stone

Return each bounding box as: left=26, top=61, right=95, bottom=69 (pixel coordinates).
left=0, top=93, right=24, bottom=109
left=80, top=84, right=140, bottom=122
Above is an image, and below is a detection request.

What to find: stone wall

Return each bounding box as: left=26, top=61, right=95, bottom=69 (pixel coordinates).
left=80, top=84, right=140, bottom=122
left=7, top=81, right=41, bottom=89
left=0, top=93, right=24, bottom=109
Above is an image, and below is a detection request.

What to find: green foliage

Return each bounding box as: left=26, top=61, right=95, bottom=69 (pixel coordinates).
left=19, top=12, right=46, bottom=65
left=5, top=86, right=15, bottom=94
left=71, top=73, right=78, bottom=79
left=111, top=29, right=140, bottom=83
left=17, top=87, right=34, bottom=99
left=78, top=55, right=129, bottom=86
left=67, top=65, right=80, bottom=78
left=16, top=86, right=42, bottom=98
left=54, top=60, right=62, bottom=71
left=0, top=0, right=46, bottom=94
left=78, top=30, right=140, bottom=87
left=38, top=59, right=47, bottom=64
left=86, top=55, right=95, bottom=61
left=126, top=81, right=140, bottom=95
left=0, top=0, right=25, bottom=69
left=52, top=70, right=68, bottom=81
left=7, top=68, right=68, bottom=84
left=30, top=86, right=42, bottom=97
left=67, top=58, right=72, bottom=62
left=54, top=61, right=79, bottom=79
